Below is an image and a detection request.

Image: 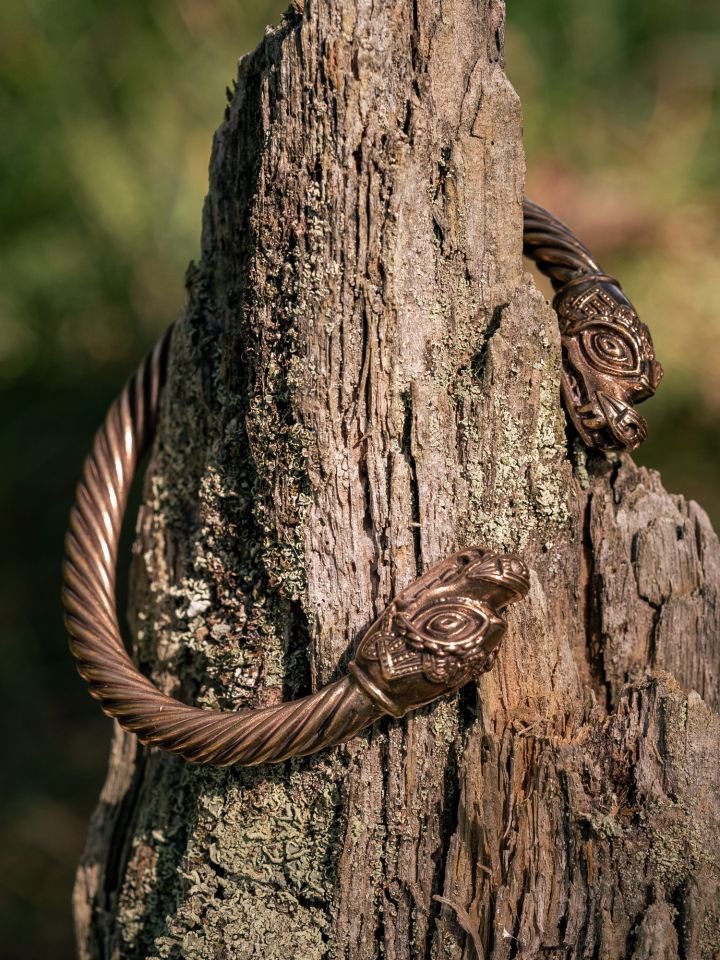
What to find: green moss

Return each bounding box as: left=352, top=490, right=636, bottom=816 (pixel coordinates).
left=429, top=701, right=460, bottom=745
left=114, top=757, right=348, bottom=959
left=243, top=180, right=331, bottom=608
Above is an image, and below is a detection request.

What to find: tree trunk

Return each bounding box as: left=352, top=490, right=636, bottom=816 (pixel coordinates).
left=73, top=2, right=720, bottom=958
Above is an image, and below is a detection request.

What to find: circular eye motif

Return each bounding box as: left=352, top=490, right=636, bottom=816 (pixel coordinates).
left=411, top=599, right=489, bottom=649
left=579, top=324, right=640, bottom=376
left=425, top=610, right=473, bottom=637
left=595, top=332, right=630, bottom=362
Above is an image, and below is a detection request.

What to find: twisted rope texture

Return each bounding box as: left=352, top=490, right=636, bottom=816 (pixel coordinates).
left=522, top=198, right=602, bottom=289
left=62, top=200, right=589, bottom=767
left=61, top=328, right=377, bottom=765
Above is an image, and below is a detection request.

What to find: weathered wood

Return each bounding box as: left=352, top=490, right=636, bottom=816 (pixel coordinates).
left=74, top=2, right=720, bottom=958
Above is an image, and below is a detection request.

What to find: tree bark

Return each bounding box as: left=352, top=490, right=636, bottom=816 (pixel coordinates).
left=73, top=2, right=720, bottom=958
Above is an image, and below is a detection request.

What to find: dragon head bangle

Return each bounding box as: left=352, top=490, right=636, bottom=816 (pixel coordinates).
left=62, top=199, right=662, bottom=766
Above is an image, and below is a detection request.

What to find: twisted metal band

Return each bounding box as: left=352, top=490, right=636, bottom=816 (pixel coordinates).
left=61, top=327, right=380, bottom=765
left=60, top=329, right=529, bottom=765
left=62, top=200, right=661, bottom=767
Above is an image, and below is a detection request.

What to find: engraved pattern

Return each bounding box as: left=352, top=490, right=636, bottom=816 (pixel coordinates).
left=61, top=332, right=529, bottom=762
left=350, top=550, right=530, bottom=718
left=523, top=199, right=662, bottom=453
left=555, top=278, right=663, bottom=452
left=62, top=198, right=645, bottom=768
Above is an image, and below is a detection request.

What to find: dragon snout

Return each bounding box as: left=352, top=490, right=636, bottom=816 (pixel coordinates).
left=596, top=391, right=649, bottom=452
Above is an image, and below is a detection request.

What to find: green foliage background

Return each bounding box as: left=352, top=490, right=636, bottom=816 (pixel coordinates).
left=1, top=1, right=718, bottom=956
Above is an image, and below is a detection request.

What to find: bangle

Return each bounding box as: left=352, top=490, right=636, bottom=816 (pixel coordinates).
left=62, top=200, right=660, bottom=766
left=61, top=331, right=528, bottom=765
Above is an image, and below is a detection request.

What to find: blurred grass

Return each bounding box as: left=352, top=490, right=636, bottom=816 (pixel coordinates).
left=1, top=1, right=718, bottom=957
left=507, top=0, right=720, bottom=513
left=0, top=2, right=287, bottom=958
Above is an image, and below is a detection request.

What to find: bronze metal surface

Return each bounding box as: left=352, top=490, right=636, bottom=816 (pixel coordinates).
left=523, top=199, right=663, bottom=452
left=62, top=198, right=661, bottom=766
left=61, top=348, right=528, bottom=766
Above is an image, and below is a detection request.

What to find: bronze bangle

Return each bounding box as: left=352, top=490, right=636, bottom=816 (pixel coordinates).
left=61, top=328, right=529, bottom=766
left=62, top=200, right=661, bottom=767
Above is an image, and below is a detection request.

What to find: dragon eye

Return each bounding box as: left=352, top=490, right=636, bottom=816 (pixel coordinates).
left=595, top=332, right=630, bottom=361
left=426, top=611, right=471, bottom=635
left=579, top=324, right=640, bottom=376
left=412, top=600, right=489, bottom=645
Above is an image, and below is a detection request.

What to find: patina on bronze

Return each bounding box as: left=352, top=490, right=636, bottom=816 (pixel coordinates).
left=62, top=199, right=661, bottom=767
left=523, top=199, right=663, bottom=452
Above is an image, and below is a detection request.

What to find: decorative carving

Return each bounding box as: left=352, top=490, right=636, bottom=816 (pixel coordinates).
left=64, top=374, right=530, bottom=766
left=522, top=199, right=662, bottom=453
left=351, top=550, right=530, bottom=718
left=60, top=328, right=529, bottom=764
left=63, top=197, right=659, bottom=767
left=554, top=277, right=663, bottom=452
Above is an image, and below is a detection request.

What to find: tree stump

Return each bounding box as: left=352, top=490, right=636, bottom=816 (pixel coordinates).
left=73, top=2, right=720, bottom=958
